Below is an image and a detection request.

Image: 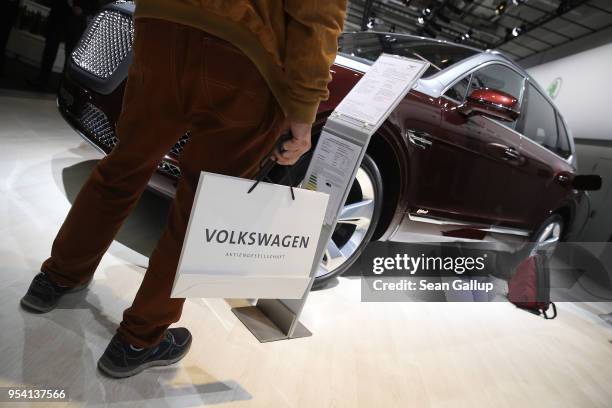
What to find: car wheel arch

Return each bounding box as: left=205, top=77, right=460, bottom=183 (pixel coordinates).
left=312, top=114, right=409, bottom=242
left=365, top=122, right=409, bottom=241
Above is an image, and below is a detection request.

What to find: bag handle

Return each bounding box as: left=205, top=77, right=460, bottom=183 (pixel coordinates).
left=542, top=302, right=557, bottom=319
left=247, top=131, right=295, bottom=200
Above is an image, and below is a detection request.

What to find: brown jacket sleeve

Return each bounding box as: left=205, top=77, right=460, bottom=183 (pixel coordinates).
left=283, top=0, right=347, bottom=124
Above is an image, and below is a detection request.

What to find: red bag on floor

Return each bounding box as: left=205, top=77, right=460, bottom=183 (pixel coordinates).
left=507, top=253, right=557, bottom=319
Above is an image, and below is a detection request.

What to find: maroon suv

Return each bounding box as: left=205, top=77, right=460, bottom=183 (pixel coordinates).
left=57, top=2, right=591, bottom=286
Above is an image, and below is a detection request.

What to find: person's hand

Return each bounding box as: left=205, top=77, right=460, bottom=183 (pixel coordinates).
left=273, top=121, right=312, bottom=165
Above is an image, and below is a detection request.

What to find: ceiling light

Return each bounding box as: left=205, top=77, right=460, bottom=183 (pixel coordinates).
left=511, top=26, right=522, bottom=36
left=496, top=0, right=507, bottom=15
left=366, top=16, right=375, bottom=29
left=417, top=16, right=425, bottom=25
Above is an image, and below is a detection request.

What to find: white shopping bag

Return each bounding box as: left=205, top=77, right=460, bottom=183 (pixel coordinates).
left=171, top=172, right=329, bottom=299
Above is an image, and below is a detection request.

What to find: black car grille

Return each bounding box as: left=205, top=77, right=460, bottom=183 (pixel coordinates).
left=71, top=4, right=184, bottom=179
left=76, top=103, right=184, bottom=178
left=72, top=10, right=134, bottom=78
left=79, top=103, right=118, bottom=150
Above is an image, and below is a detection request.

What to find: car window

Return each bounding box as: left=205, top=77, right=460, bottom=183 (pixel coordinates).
left=555, top=112, right=572, bottom=159
left=444, top=74, right=471, bottom=102
left=517, top=83, right=560, bottom=155
left=467, top=64, right=524, bottom=103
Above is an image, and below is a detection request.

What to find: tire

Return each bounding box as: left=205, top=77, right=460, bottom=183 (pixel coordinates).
left=494, top=214, right=564, bottom=278
left=311, top=154, right=384, bottom=289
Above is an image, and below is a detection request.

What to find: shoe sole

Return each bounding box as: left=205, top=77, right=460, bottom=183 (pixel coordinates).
left=20, top=297, right=57, bottom=313
left=97, top=336, right=192, bottom=379
left=19, top=279, right=93, bottom=313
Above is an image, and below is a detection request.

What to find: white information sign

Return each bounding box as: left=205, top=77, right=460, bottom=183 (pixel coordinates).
left=335, top=54, right=429, bottom=126
left=232, top=54, right=430, bottom=341
left=302, top=131, right=362, bottom=225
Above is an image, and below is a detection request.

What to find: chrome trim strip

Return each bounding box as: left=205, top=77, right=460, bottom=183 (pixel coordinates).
left=405, top=129, right=432, bottom=149
left=408, top=213, right=530, bottom=236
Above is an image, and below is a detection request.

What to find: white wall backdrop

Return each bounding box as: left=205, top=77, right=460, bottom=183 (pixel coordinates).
left=527, top=42, right=612, bottom=141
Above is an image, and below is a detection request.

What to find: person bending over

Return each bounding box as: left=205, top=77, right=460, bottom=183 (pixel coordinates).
left=21, top=0, right=347, bottom=378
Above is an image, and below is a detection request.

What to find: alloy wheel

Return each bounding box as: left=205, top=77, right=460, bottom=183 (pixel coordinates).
left=316, top=167, right=376, bottom=279
left=534, top=219, right=562, bottom=252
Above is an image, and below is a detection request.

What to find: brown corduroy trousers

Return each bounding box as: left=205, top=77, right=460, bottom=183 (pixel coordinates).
left=41, top=18, right=286, bottom=348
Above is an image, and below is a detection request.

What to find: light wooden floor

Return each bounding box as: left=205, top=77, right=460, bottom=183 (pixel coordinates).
left=1, top=92, right=612, bottom=408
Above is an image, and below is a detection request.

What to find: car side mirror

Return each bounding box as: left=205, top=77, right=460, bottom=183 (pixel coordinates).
left=458, top=88, right=520, bottom=122
left=572, top=174, right=602, bottom=191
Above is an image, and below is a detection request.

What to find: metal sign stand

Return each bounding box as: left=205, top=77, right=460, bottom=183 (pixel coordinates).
left=232, top=54, right=429, bottom=342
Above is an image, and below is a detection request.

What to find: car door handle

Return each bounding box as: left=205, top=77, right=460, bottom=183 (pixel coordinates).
left=406, top=130, right=432, bottom=149
left=503, top=146, right=521, bottom=160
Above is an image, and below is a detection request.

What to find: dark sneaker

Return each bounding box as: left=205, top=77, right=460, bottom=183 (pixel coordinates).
left=97, top=328, right=192, bottom=378
left=20, top=272, right=92, bottom=313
